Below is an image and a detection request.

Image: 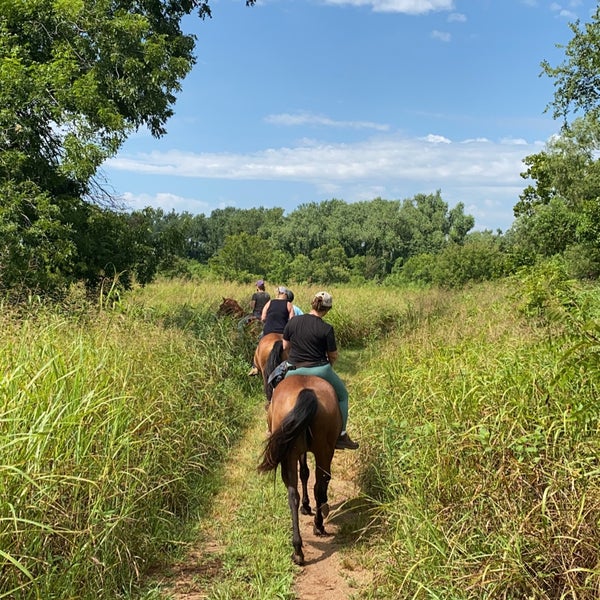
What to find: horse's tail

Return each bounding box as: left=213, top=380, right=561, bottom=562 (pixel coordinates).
left=265, top=340, right=284, bottom=378
left=264, top=340, right=284, bottom=402
left=258, top=389, right=318, bottom=473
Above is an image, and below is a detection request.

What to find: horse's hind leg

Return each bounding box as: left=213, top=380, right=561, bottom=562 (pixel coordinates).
left=299, top=453, right=311, bottom=515
left=313, top=456, right=333, bottom=536
left=282, top=458, right=304, bottom=565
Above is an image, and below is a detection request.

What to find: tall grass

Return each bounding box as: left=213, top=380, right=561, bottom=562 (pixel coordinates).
left=0, top=298, right=255, bottom=599
left=353, top=281, right=600, bottom=598
left=7, top=275, right=598, bottom=599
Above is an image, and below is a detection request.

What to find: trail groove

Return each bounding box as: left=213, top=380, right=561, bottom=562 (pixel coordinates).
left=157, top=405, right=371, bottom=599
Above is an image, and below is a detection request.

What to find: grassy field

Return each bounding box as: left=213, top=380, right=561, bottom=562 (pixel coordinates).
left=1, top=277, right=599, bottom=598
left=353, top=279, right=600, bottom=598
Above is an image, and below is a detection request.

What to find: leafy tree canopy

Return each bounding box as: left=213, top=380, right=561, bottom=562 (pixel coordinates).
left=542, top=6, right=600, bottom=126
left=0, top=0, right=224, bottom=196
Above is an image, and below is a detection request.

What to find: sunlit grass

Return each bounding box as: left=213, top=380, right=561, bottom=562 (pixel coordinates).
left=353, top=281, right=600, bottom=598
left=0, top=301, right=255, bottom=599
left=4, top=276, right=600, bottom=598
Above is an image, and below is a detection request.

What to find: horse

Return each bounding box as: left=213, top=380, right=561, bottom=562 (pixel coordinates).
left=253, top=333, right=287, bottom=401
left=257, top=341, right=342, bottom=566
left=217, top=297, right=245, bottom=318
left=217, top=297, right=262, bottom=332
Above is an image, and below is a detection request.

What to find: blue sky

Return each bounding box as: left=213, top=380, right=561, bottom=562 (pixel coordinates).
left=103, top=0, right=596, bottom=233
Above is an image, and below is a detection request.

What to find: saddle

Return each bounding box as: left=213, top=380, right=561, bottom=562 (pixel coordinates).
left=267, top=361, right=294, bottom=388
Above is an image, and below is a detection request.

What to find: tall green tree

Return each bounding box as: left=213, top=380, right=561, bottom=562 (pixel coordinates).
left=208, top=232, right=274, bottom=282
left=0, top=0, right=254, bottom=295
left=1, top=0, right=220, bottom=195
left=513, top=115, right=600, bottom=272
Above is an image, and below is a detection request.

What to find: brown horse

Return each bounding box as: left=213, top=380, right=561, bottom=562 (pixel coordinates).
left=253, top=333, right=287, bottom=401
left=258, top=343, right=342, bottom=565
left=217, top=297, right=245, bottom=318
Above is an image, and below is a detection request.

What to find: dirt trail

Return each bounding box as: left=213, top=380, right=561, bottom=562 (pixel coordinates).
left=157, top=412, right=372, bottom=600
left=292, top=452, right=372, bottom=600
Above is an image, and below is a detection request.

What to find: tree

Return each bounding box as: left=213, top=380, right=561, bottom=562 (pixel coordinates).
left=1, top=0, right=219, bottom=196
left=0, top=181, right=74, bottom=298
left=0, top=0, right=254, bottom=296
left=208, top=232, right=273, bottom=282
left=542, top=7, right=600, bottom=126
left=513, top=115, right=600, bottom=273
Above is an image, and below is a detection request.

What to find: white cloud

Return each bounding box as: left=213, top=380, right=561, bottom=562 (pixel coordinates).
left=431, top=29, right=451, bottom=42
left=321, top=0, right=454, bottom=15
left=107, top=132, right=539, bottom=188
left=550, top=2, right=577, bottom=18
left=423, top=133, right=451, bottom=143
left=500, top=136, right=529, bottom=145
left=106, top=131, right=553, bottom=230
left=265, top=112, right=390, bottom=131
left=447, top=12, right=466, bottom=22
left=120, top=192, right=210, bottom=214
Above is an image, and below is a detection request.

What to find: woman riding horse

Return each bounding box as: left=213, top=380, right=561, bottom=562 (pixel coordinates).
left=258, top=291, right=359, bottom=564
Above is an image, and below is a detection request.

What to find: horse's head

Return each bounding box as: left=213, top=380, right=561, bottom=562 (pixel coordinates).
left=217, top=297, right=245, bottom=317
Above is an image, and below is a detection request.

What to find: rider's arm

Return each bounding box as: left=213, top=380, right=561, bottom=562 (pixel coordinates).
left=261, top=301, right=270, bottom=322
left=327, top=350, right=338, bottom=365
left=283, top=339, right=291, bottom=353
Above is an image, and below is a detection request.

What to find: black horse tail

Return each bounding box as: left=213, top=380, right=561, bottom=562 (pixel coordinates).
left=264, top=340, right=284, bottom=402
left=258, top=389, right=318, bottom=473
left=265, top=340, right=284, bottom=379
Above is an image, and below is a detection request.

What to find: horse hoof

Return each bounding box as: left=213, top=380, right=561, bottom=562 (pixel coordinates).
left=313, top=525, right=328, bottom=537
left=320, top=503, right=330, bottom=518
left=300, top=505, right=312, bottom=516
left=292, top=552, right=305, bottom=566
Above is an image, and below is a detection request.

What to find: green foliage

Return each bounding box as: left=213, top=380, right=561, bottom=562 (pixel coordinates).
left=564, top=242, right=600, bottom=279
left=354, top=282, right=600, bottom=598
left=391, top=252, right=436, bottom=285
left=0, top=0, right=250, bottom=298
left=0, top=292, right=256, bottom=599
left=431, top=237, right=512, bottom=287
left=390, top=233, right=510, bottom=287
left=512, top=257, right=573, bottom=320
left=542, top=6, right=600, bottom=124
left=0, top=181, right=75, bottom=298
left=309, top=243, right=351, bottom=284
left=509, top=114, right=600, bottom=273
left=208, top=232, right=275, bottom=282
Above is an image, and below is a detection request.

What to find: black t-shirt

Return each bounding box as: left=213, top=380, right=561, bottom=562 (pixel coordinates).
left=251, top=291, right=270, bottom=317
left=263, top=298, right=291, bottom=335
left=283, top=314, right=337, bottom=366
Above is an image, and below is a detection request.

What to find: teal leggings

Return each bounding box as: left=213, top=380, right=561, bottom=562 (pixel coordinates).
left=285, top=363, right=349, bottom=431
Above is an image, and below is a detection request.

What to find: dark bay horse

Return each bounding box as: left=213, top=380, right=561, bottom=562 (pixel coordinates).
left=258, top=342, right=342, bottom=565
left=217, top=297, right=262, bottom=334
left=217, top=297, right=245, bottom=318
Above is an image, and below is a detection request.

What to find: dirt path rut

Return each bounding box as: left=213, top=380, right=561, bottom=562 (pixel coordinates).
left=156, top=411, right=371, bottom=599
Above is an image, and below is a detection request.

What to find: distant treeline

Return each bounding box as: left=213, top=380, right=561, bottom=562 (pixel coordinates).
left=2, top=180, right=599, bottom=301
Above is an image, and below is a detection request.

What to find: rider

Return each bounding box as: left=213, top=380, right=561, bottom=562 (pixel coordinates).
left=250, top=280, right=270, bottom=319
left=282, top=291, right=359, bottom=450
left=248, top=280, right=271, bottom=376
left=285, top=289, right=304, bottom=316
left=261, top=286, right=295, bottom=335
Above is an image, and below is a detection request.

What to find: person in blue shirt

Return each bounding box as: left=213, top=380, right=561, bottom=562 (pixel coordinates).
left=284, top=288, right=304, bottom=316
